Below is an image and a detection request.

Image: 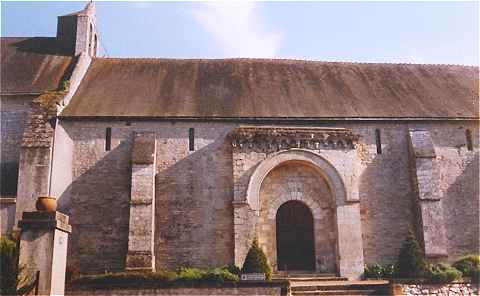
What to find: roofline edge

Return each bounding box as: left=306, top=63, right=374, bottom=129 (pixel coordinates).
left=57, top=116, right=480, bottom=123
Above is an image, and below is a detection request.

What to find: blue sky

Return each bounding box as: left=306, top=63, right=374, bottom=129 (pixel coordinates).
left=1, top=1, right=478, bottom=65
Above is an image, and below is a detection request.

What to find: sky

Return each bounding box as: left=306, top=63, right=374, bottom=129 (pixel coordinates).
left=1, top=1, right=479, bottom=65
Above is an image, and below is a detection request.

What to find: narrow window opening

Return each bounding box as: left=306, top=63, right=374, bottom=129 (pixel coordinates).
left=189, top=128, right=195, bottom=151
left=375, top=129, right=382, bottom=154
left=105, top=127, right=112, bottom=151
left=466, top=129, right=473, bottom=151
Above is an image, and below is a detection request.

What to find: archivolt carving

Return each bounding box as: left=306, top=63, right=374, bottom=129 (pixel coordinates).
left=246, top=149, right=347, bottom=213
left=230, top=126, right=359, bottom=153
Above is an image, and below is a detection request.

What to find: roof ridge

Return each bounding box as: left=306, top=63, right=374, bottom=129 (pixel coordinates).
left=91, top=57, right=479, bottom=68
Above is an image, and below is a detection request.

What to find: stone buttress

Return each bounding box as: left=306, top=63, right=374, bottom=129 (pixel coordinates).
left=408, top=129, right=447, bottom=258
left=126, top=132, right=157, bottom=271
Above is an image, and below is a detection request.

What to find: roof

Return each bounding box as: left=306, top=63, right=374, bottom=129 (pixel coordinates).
left=61, top=58, right=479, bottom=119
left=1, top=37, right=73, bottom=94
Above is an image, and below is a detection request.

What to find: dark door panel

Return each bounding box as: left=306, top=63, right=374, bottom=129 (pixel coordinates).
left=276, top=200, right=315, bottom=271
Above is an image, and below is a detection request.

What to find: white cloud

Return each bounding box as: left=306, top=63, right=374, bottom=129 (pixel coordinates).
left=191, top=1, right=282, bottom=58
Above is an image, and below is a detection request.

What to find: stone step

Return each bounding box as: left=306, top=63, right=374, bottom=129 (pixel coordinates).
left=292, top=289, right=381, bottom=296
left=291, top=282, right=388, bottom=291
left=273, top=273, right=347, bottom=281
left=286, top=276, right=349, bottom=282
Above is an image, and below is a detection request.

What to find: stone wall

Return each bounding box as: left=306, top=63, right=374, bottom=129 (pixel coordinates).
left=51, top=120, right=478, bottom=274
left=60, top=122, right=236, bottom=272
left=0, top=95, right=33, bottom=197
left=67, top=286, right=287, bottom=296
left=395, top=282, right=478, bottom=296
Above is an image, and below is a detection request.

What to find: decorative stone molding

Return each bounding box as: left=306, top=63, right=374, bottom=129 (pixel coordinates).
left=230, top=126, right=359, bottom=153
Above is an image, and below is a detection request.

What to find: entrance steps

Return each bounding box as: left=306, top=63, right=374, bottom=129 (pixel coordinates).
left=273, top=274, right=390, bottom=296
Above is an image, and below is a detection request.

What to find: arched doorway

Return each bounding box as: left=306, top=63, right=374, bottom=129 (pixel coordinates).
left=276, top=200, right=315, bottom=271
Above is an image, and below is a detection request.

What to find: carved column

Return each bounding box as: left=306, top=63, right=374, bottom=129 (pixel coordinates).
left=126, top=132, right=156, bottom=271
left=408, top=129, right=447, bottom=258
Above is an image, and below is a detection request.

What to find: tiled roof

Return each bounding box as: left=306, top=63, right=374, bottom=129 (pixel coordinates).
left=61, top=58, right=479, bottom=119
left=0, top=37, right=73, bottom=94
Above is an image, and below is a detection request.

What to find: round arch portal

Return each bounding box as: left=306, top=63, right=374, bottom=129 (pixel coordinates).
left=239, top=149, right=365, bottom=278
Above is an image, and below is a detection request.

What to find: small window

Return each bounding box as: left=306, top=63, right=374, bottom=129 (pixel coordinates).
left=105, top=127, right=112, bottom=151
left=466, top=129, right=473, bottom=151
left=189, top=128, right=195, bottom=151
left=375, top=129, right=382, bottom=154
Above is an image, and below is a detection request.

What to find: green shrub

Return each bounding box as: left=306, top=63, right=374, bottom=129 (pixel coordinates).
left=0, top=236, right=19, bottom=295
left=452, top=255, right=480, bottom=281
left=202, top=267, right=239, bottom=283
left=241, top=239, right=272, bottom=280
left=71, top=267, right=239, bottom=289
left=176, top=267, right=205, bottom=281
left=364, top=263, right=395, bottom=279
left=225, top=264, right=241, bottom=276
left=428, top=263, right=462, bottom=283
left=394, top=230, right=429, bottom=278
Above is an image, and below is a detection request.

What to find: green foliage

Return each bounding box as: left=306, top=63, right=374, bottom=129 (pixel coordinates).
left=70, top=267, right=239, bottom=289
left=364, top=263, right=395, bottom=279
left=225, top=264, right=241, bottom=276
left=201, top=268, right=240, bottom=283
left=241, top=239, right=272, bottom=280
left=0, top=236, right=19, bottom=295
left=72, top=270, right=176, bottom=289
left=452, top=255, right=480, bottom=281
left=394, top=230, right=428, bottom=278
left=427, top=263, right=462, bottom=283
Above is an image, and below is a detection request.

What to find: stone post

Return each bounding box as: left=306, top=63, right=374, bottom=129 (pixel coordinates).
left=18, top=211, right=72, bottom=296
left=126, top=132, right=156, bottom=271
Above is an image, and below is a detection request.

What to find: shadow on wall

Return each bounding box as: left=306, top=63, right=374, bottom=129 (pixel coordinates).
left=443, top=152, right=479, bottom=260
left=155, top=135, right=234, bottom=270
left=358, top=127, right=415, bottom=265
left=60, top=139, right=132, bottom=273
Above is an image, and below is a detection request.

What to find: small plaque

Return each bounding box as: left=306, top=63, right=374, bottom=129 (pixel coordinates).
left=241, top=273, right=266, bottom=281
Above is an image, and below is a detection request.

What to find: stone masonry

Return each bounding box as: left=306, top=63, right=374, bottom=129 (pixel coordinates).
left=408, top=129, right=447, bottom=258
left=9, top=119, right=478, bottom=278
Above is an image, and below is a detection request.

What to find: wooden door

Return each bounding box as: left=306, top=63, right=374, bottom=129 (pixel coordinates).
left=276, top=200, right=315, bottom=271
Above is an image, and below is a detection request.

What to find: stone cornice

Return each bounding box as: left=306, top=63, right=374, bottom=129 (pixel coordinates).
left=229, top=126, right=359, bottom=152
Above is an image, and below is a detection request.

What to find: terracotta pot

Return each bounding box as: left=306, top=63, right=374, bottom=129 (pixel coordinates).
left=35, top=196, right=57, bottom=212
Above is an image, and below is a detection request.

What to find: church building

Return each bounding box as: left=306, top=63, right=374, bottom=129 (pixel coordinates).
left=1, top=3, right=478, bottom=280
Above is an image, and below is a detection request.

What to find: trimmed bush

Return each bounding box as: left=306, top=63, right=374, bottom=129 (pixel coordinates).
left=452, top=255, right=480, bottom=281
left=364, top=263, right=395, bottom=279
left=0, top=236, right=19, bottom=295
left=241, top=239, right=272, bottom=280
left=394, top=230, right=428, bottom=278
left=428, top=263, right=462, bottom=283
